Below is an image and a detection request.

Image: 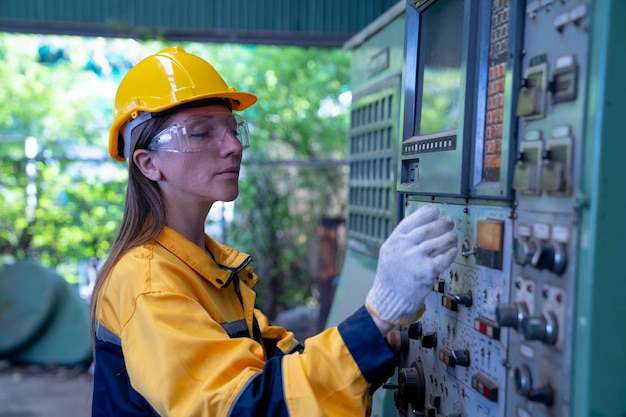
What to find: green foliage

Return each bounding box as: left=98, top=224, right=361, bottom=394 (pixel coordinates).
left=212, top=45, right=351, bottom=316
left=0, top=34, right=350, bottom=314
left=0, top=33, right=129, bottom=275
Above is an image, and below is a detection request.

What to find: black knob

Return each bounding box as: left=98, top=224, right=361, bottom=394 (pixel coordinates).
left=451, top=349, right=471, bottom=367
left=421, top=332, right=437, bottom=349
left=397, top=360, right=426, bottom=412
left=454, top=292, right=473, bottom=307
left=408, top=322, right=423, bottom=340
left=531, top=241, right=555, bottom=271
left=528, top=385, right=554, bottom=407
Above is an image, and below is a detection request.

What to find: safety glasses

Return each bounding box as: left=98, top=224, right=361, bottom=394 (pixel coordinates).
left=147, top=113, right=250, bottom=153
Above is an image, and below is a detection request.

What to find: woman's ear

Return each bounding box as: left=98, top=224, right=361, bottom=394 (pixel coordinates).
left=133, top=149, right=162, bottom=181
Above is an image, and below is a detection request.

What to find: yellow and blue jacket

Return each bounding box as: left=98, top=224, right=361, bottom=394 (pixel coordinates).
left=92, top=226, right=397, bottom=416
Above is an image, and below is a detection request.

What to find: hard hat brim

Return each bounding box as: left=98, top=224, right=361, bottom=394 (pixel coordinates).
left=108, top=90, right=257, bottom=162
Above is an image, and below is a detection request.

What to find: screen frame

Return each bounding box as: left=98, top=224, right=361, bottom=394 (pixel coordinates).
left=398, top=0, right=520, bottom=200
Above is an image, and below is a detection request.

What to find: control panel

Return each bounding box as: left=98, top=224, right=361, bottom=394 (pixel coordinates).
left=381, top=1, right=624, bottom=417
left=393, top=202, right=512, bottom=417
left=336, top=0, right=625, bottom=416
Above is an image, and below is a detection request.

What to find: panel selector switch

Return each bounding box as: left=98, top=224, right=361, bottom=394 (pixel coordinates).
left=522, top=311, right=558, bottom=345
left=530, top=223, right=568, bottom=275
left=531, top=240, right=567, bottom=275
left=513, top=236, right=537, bottom=266
left=514, top=365, right=554, bottom=406
left=496, top=302, right=528, bottom=334
left=531, top=240, right=556, bottom=270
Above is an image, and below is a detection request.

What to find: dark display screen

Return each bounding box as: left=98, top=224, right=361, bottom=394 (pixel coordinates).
left=416, top=0, right=465, bottom=136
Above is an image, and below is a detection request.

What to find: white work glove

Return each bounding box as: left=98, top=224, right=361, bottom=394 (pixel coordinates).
left=366, top=204, right=458, bottom=328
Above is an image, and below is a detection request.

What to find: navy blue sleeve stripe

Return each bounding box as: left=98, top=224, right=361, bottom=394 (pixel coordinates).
left=338, top=306, right=398, bottom=384
left=228, top=357, right=289, bottom=417
left=92, top=337, right=159, bottom=416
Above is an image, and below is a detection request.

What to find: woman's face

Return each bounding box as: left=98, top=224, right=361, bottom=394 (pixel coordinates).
left=142, top=105, right=245, bottom=208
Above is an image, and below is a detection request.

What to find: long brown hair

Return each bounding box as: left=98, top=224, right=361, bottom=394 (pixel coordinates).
left=89, top=113, right=174, bottom=328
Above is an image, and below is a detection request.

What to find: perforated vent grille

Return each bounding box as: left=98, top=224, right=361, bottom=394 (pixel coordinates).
left=347, top=80, right=401, bottom=257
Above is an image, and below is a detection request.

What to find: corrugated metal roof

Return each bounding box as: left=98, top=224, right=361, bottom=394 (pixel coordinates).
left=0, top=0, right=403, bottom=47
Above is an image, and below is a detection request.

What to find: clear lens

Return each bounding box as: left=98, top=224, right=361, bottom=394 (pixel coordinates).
left=148, top=113, right=250, bottom=153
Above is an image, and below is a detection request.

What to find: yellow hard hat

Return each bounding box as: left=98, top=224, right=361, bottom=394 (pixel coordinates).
left=109, top=46, right=257, bottom=161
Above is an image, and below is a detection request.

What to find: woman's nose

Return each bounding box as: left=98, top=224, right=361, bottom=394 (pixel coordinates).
left=221, top=130, right=244, bottom=154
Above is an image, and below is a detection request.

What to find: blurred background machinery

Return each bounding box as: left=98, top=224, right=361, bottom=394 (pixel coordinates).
left=0, top=261, right=91, bottom=367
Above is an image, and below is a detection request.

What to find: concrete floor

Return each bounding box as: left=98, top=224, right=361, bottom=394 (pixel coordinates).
left=0, top=364, right=92, bottom=417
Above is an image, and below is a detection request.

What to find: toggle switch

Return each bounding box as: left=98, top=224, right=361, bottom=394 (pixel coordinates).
left=439, top=347, right=470, bottom=367
left=461, top=238, right=475, bottom=257
left=442, top=291, right=473, bottom=311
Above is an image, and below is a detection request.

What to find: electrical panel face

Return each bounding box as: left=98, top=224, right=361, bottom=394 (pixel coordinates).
left=339, top=0, right=625, bottom=416
left=380, top=0, right=618, bottom=416
left=501, top=1, right=590, bottom=416
left=394, top=201, right=513, bottom=417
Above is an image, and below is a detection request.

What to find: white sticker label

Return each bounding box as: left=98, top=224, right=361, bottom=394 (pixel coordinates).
left=552, top=225, right=571, bottom=243
left=533, top=223, right=550, bottom=240
left=520, top=343, right=535, bottom=359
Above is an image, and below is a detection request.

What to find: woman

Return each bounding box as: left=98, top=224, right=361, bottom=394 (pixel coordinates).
left=90, top=46, right=457, bottom=417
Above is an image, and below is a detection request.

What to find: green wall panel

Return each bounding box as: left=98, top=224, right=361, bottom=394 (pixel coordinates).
left=0, top=0, right=402, bottom=47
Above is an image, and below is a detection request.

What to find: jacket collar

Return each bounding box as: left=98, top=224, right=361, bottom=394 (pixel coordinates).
left=155, top=226, right=258, bottom=289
